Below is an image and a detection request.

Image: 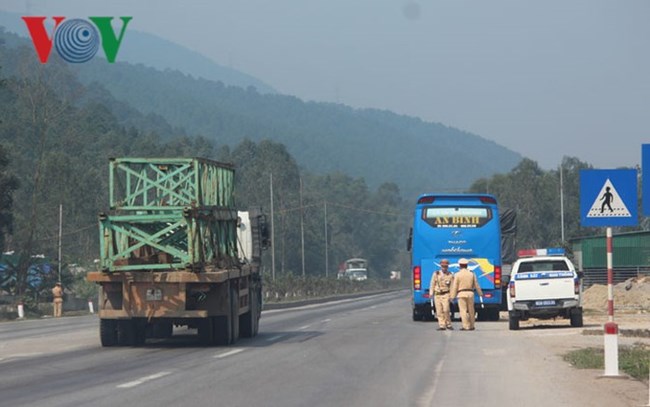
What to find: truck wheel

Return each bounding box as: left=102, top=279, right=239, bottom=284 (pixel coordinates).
left=117, top=320, right=136, bottom=346
left=508, top=315, right=520, bottom=330
left=133, top=319, right=147, bottom=346
left=570, top=308, right=584, bottom=327
left=152, top=322, right=173, bottom=338
left=230, top=285, right=240, bottom=343
left=240, top=287, right=259, bottom=338
left=213, top=315, right=232, bottom=345
left=100, top=319, right=118, bottom=347
left=198, top=318, right=214, bottom=345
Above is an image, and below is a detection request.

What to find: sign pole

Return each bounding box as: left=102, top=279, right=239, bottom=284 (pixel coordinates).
left=603, top=226, right=620, bottom=376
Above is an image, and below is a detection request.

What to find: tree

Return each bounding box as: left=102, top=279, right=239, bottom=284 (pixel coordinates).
left=0, top=143, right=18, bottom=251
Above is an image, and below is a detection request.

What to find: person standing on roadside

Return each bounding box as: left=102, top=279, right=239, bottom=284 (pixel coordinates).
left=52, top=282, right=64, bottom=318
left=450, top=258, right=483, bottom=330
left=430, top=259, right=454, bottom=330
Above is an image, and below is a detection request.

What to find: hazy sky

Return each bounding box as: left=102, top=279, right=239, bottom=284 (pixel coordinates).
left=2, top=0, right=649, bottom=170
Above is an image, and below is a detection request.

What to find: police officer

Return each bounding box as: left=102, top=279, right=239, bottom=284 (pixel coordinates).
left=450, top=258, right=483, bottom=330
left=430, top=259, right=454, bottom=330
left=52, top=282, right=64, bottom=318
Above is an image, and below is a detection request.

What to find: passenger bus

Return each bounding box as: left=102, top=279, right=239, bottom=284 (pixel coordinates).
left=407, top=194, right=502, bottom=321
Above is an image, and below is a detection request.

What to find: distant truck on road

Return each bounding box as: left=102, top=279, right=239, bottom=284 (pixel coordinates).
left=87, top=158, right=268, bottom=346
left=338, top=258, right=369, bottom=281
left=507, top=248, right=583, bottom=330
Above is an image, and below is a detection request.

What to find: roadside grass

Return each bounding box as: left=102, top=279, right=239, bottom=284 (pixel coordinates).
left=564, top=343, right=650, bottom=381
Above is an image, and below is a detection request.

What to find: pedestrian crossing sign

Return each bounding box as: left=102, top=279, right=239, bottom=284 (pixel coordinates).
left=641, top=144, right=650, bottom=216
left=580, top=169, right=638, bottom=227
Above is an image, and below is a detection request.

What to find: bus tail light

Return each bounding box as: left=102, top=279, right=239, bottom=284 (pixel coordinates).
left=417, top=196, right=435, bottom=204
left=413, top=266, right=421, bottom=290
left=494, top=265, right=501, bottom=287
left=509, top=281, right=515, bottom=298
left=479, top=196, right=497, bottom=205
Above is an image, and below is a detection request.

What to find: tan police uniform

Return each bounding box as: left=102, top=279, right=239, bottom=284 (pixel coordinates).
left=450, top=260, right=483, bottom=330
left=430, top=266, right=454, bottom=330
left=52, top=283, right=63, bottom=318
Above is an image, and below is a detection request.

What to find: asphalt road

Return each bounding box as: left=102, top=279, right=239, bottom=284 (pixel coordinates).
left=0, top=291, right=646, bottom=406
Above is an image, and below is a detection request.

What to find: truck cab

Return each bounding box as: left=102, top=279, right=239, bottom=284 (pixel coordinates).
left=507, top=248, right=583, bottom=330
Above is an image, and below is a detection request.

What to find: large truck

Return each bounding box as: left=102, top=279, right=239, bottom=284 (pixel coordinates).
left=337, top=258, right=369, bottom=281
left=87, top=158, right=268, bottom=346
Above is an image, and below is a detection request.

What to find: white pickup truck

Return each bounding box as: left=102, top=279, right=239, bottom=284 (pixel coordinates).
left=507, top=248, right=583, bottom=330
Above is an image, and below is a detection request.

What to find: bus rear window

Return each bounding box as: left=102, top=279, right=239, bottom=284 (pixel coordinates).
left=422, top=207, right=492, bottom=228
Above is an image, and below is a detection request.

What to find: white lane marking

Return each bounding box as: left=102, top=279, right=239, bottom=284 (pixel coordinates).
left=214, top=348, right=244, bottom=358
left=320, top=318, right=331, bottom=323
left=266, top=334, right=286, bottom=342
left=117, top=371, right=172, bottom=389
left=0, top=352, right=44, bottom=361
left=298, top=325, right=311, bottom=330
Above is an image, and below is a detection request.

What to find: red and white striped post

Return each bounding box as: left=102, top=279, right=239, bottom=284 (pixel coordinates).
left=603, top=227, right=620, bottom=376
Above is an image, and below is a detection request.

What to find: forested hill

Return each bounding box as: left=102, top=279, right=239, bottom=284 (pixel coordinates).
left=74, top=62, right=521, bottom=199
left=0, top=27, right=521, bottom=199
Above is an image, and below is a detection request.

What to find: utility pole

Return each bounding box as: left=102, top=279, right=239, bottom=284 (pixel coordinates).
left=299, top=177, right=305, bottom=278
left=560, top=164, right=564, bottom=244
left=270, top=173, right=276, bottom=281
left=324, top=201, right=329, bottom=277
left=58, top=204, right=62, bottom=282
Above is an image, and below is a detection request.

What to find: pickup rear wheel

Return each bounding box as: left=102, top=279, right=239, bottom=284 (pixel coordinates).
left=570, top=308, right=583, bottom=327
left=508, top=314, right=520, bottom=330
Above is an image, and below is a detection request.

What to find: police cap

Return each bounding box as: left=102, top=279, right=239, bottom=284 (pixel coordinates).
left=458, top=258, right=469, bottom=265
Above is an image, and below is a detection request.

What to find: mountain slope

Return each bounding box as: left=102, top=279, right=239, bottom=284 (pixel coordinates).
left=0, top=10, right=275, bottom=94
left=73, top=61, right=522, bottom=198
left=0, top=25, right=522, bottom=199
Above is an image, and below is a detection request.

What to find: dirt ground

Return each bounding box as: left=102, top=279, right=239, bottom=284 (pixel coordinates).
left=512, top=277, right=650, bottom=406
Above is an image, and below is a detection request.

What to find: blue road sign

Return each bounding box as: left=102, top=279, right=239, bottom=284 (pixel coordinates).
left=580, top=169, right=638, bottom=227
left=641, top=144, right=650, bottom=216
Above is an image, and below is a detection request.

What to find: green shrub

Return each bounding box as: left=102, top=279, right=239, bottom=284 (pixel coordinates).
left=564, top=344, right=650, bottom=381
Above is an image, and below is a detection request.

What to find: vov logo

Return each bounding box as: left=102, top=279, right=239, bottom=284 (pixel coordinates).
left=22, top=16, right=132, bottom=64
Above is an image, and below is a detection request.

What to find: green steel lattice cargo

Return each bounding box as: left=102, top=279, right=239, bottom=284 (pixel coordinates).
left=87, top=158, right=268, bottom=346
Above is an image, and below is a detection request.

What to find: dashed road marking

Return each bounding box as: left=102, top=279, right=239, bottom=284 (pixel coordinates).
left=214, top=348, right=244, bottom=358
left=266, top=334, right=286, bottom=342
left=117, top=371, right=171, bottom=389
left=298, top=325, right=311, bottom=330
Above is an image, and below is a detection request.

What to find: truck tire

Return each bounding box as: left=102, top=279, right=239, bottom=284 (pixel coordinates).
left=198, top=318, right=214, bottom=345
left=508, top=314, right=520, bottom=330
left=133, top=318, right=147, bottom=346
left=230, top=285, right=240, bottom=343
left=100, top=319, right=118, bottom=347
left=152, top=322, right=173, bottom=338
left=117, top=320, right=136, bottom=346
left=240, top=287, right=259, bottom=338
left=570, top=308, right=584, bottom=327
left=213, top=315, right=232, bottom=346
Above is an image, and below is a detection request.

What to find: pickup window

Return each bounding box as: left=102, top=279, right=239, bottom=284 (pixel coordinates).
left=518, top=261, right=569, bottom=273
